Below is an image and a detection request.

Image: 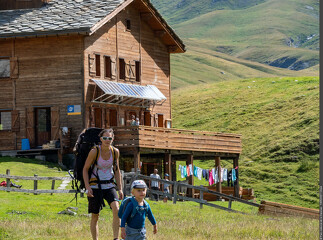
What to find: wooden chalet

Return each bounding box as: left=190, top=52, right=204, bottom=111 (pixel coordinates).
left=0, top=0, right=242, bottom=196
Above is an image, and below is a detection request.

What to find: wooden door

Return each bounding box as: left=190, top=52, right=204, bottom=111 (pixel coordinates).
left=109, top=109, right=117, bottom=127
left=94, top=108, right=102, bottom=128
left=158, top=114, right=163, bottom=128
left=35, top=107, right=51, bottom=146
left=144, top=112, right=151, bottom=126
left=26, top=107, right=35, bottom=147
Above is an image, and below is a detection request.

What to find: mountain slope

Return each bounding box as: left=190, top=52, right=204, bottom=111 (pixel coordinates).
left=151, top=0, right=266, bottom=25
left=172, top=76, right=319, bottom=208
left=151, top=0, right=319, bottom=88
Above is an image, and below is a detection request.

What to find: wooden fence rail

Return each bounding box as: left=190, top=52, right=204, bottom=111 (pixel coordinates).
left=0, top=169, right=76, bottom=194
left=1, top=170, right=259, bottom=214
left=123, top=172, right=260, bottom=213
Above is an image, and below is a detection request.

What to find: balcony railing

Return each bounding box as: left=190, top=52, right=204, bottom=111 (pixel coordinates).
left=113, top=126, right=242, bottom=154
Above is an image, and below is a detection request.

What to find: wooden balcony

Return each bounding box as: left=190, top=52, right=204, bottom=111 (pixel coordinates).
left=112, top=126, right=242, bottom=158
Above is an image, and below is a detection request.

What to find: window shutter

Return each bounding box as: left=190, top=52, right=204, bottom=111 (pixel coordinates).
left=88, top=54, right=96, bottom=77
left=10, top=57, right=18, bottom=78
left=11, top=110, right=19, bottom=132
left=51, top=106, right=60, bottom=140
left=26, top=107, right=35, bottom=147
left=125, top=60, right=130, bottom=80
left=129, top=61, right=136, bottom=80
left=111, top=57, right=116, bottom=79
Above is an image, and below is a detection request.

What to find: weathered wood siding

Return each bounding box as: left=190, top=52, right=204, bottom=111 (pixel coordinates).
left=0, top=36, right=84, bottom=150
left=84, top=2, right=171, bottom=127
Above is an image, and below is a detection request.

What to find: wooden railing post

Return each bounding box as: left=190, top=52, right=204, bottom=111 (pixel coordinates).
left=200, top=190, right=204, bottom=209
left=51, top=180, right=55, bottom=195
left=6, top=169, right=10, bottom=192
left=228, top=198, right=232, bottom=209
left=173, top=181, right=178, bottom=204
left=34, top=174, right=38, bottom=195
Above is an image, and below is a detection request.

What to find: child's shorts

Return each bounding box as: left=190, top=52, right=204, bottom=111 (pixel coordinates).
left=125, top=226, right=146, bottom=240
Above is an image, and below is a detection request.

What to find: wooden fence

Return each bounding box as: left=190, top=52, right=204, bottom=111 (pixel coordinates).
left=123, top=172, right=260, bottom=214
left=0, top=169, right=76, bottom=194
left=113, top=126, right=242, bottom=154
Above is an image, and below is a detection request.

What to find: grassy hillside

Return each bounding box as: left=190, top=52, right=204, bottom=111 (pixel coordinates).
left=0, top=157, right=319, bottom=239
left=172, top=76, right=319, bottom=208
left=151, top=0, right=266, bottom=25
left=151, top=0, right=319, bottom=88
left=170, top=44, right=317, bottom=89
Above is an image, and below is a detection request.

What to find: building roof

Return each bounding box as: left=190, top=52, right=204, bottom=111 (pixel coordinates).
left=0, top=0, right=185, bottom=52
left=0, top=0, right=124, bottom=38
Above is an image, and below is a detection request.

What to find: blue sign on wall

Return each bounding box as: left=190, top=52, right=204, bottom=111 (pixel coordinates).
left=67, top=105, right=81, bottom=115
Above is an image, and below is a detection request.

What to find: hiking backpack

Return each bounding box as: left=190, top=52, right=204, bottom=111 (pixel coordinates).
left=118, top=196, right=149, bottom=219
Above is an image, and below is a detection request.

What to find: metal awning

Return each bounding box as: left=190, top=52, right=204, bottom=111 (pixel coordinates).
left=91, top=79, right=166, bottom=107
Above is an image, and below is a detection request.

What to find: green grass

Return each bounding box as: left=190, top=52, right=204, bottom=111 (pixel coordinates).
left=0, top=157, right=319, bottom=240
left=172, top=76, right=319, bottom=209
left=151, top=0, right=319, bottom=88
left=0, top=157, right=319, bottom=239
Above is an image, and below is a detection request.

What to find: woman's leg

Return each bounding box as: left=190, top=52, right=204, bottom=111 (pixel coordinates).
left=90, top=213, right=99, bottom=240
left=110, top=201, right=120, bottom=239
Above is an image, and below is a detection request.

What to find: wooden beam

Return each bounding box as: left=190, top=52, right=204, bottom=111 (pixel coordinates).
left=133, top=148, right=140, bottom=172
left=167, top=45, right=178, bottom=53
left=186, top=154, right=194, bottom=197
left=233, top=156, right=239, bottom=198
left=140, top=12, right=153, bottom=22
left=165, top=153, right=172, bottom=193
left=215, top=156, right=222, bottom=198
left=154, top=30, right=166, bottom=38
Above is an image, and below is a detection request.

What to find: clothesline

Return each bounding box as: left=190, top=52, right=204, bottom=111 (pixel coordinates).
left=178, top=164, right=239, bottom=186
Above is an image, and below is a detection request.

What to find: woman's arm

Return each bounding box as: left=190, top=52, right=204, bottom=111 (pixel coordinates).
left=82, top=147, right=97, bottom=197
left=113, top=148, right=124, bottom=199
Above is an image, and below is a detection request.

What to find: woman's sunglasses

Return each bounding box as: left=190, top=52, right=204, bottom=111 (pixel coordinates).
left=101, top=136, right=113, bottom=141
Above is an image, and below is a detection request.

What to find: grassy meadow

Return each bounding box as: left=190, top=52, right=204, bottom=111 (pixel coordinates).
left=172, top=76, right=319, bottom=209
left=0, top=157, right=319, bottom=240
left=151, top=0, right=319, bottom=89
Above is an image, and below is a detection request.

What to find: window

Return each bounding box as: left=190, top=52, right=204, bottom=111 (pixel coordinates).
left=135, top=61, right=140, bottom=82
left=95, top=54, right=100, bottom=77
left=0, top=58, right=10, bottom=78
left=104, top=56, right=112, bottom=78
left=126, top=19, right=131, bottom=31
left=0, top=110, right=11, bottom=130
left=119, top=58, right=125, bottom=80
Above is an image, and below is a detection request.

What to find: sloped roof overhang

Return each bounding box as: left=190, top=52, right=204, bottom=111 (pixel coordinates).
left=0, top=0, right=185, bottom=53
left=91, top=79, right=166, bottom=108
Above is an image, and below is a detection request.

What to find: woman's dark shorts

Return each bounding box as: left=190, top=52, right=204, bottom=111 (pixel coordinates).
left=88, top=188, right=119, bottom=214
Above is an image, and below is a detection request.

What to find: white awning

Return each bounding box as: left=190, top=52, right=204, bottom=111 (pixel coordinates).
left=91, top=79, right=166, bottom=107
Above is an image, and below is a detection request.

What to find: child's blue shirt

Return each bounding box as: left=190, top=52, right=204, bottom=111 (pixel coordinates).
left=120, top=201, right=156, bottom=229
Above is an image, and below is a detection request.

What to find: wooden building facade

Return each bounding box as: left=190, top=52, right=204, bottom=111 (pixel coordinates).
left=0, top=0, right=242, bottom=196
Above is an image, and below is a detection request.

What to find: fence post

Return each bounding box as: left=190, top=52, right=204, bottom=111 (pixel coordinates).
left=34, top=174, right=38, bottom=195
left=200, top=190, right=204, bottom=209
left=6, top=169, right=10, bottom=192
left=51, top=180, right=55, bottom=195
left=228, top=197, right=232, bottom=209
left=173, top=181, right=178, bottom=204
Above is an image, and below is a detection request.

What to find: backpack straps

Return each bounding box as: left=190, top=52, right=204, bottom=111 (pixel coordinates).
left=110, top=146, right=119, bottom=171
left=130, top=197, right=138, bottom=218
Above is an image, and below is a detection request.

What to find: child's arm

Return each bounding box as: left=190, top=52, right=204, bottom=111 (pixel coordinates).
left=153, top=224, right=158, bottom=234
left=120, top=202, right=133, bottom=228
left=121, top=227, right=126, bottom=239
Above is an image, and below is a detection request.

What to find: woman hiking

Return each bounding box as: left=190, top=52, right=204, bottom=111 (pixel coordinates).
left=83, top=128, right=124, bottom=240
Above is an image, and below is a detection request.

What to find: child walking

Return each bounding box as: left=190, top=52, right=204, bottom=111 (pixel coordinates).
left=120, top=180, right=157, bottom=240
